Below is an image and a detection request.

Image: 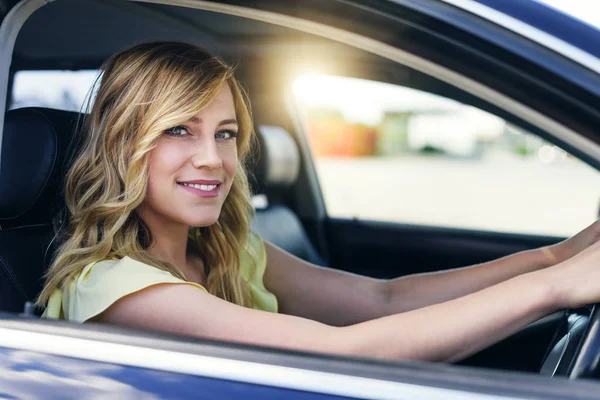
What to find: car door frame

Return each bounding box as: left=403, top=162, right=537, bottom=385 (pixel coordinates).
left=3, top=315, right=600, bottom=399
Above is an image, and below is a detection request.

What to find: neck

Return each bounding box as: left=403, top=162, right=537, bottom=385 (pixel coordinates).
left=148, top=226, right=190, bottom=269
left=137, top=209, right=190, bottom=271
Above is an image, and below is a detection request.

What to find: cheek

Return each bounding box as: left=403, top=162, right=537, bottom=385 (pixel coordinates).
left=222, top=145, right=238, bottom=177
left=150, top=143, right=186, bottom=177
left=146, top=143, right=186, bottom=193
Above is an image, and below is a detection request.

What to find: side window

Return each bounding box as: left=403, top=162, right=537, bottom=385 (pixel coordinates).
left=10, top=70, right=99, bottom=112
left=292, top=75, right=600, bottom=237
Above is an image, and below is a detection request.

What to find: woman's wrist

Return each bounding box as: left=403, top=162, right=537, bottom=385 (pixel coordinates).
left=526, top=264, right=569, bottom=311
left=538, top=245, right=560, bottom=267
left=514, top=246, right=559, bottom=274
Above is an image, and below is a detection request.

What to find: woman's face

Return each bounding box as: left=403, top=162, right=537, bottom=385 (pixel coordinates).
left=139, top=85, right=239, bottom=229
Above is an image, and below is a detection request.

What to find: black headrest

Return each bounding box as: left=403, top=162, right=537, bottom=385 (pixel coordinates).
left=0, top=107, right=81, bottom=229
left=253, top=125, right=300, bottom=190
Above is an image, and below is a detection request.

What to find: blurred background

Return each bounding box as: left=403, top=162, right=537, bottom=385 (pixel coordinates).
left=291, top=73, right=600, bottom=237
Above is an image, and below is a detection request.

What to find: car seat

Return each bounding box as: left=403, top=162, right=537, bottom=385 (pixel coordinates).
left=0, top=107, right=80, bottom=313
left=250, top=125, right=325, bottom=266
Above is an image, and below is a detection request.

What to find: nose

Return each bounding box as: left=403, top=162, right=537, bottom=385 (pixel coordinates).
left=191, top=137, right=223, bottom=170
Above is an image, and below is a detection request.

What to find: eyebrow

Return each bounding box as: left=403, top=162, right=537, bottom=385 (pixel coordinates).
left=188, top=117, right=238, bottom=126
left=219, top=119, right=238, bottom=126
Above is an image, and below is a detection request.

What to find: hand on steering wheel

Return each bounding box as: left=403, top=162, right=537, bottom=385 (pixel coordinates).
left=539, top=230, right=600, bottom=378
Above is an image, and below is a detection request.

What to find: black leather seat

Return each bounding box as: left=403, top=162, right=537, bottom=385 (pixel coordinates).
left=251, top=125, right=325, bottom=266
left=0, top=107, right=80, bottom=313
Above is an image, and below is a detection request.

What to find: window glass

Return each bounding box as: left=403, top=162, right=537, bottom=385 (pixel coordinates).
left=293, top=74, right=600, bottom=237
left=10, top=70, right=99, bottom=112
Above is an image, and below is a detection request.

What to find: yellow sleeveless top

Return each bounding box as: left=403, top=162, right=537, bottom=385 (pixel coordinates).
left=42, top=233, right=278, bottom=322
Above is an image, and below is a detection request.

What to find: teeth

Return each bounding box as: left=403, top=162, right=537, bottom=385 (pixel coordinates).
left=181, top=183, right=217, bottom=191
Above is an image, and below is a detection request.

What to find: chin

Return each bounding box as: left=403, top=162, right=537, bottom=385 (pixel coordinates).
left=184, top=213, right=221, bottom=228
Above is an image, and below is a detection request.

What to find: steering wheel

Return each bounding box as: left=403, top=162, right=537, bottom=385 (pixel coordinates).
left=568, top=304, right=600, bottom=378
left=540, top=305, right=600, bottom=378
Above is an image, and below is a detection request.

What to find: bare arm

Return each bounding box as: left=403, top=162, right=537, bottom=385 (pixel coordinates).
left=263, top=241, right=550, bottom=326
left=382, top=218, right=600, bottom=315
left=380, top=248, right=552, bottom=314
left=263, top=241, right=388, bottom=326
left=96, top=270, right=556, bottom=362
left=263, top=218, right=600, bottom=325
left=95, top=226, right=600, bottom=363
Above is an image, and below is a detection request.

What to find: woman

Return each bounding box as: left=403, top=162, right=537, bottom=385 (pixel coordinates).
left=37, top=41, right=600, bottom=363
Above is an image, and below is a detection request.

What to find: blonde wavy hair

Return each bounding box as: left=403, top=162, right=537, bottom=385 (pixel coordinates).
left=37, top=42, right=256, bottom=308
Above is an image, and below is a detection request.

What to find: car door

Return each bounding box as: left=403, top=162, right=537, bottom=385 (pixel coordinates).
left=2, top=315, right=600, bottom=400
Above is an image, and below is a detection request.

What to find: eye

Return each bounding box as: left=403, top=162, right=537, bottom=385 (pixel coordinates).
left=216, top=129, right=238, bottom=140
left=164, top=125, right=191, bottom=137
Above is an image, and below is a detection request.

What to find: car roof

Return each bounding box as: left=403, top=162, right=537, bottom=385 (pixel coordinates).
left=457, top=0, right=600, bottom=63
left=13, top=0, right=362, bottom=72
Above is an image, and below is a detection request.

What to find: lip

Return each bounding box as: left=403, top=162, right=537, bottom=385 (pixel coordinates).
left=178, top=179, right=221, bottom=185
left=177, top=181, right=221, bottom=198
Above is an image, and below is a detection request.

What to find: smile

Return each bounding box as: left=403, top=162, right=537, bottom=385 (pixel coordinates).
left=179, top=182, right=218, bottom=191
left=177, top=181, right=221, bottom=197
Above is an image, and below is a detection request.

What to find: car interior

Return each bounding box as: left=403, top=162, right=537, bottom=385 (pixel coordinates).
left=1, top=0, right=598, bottom=379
